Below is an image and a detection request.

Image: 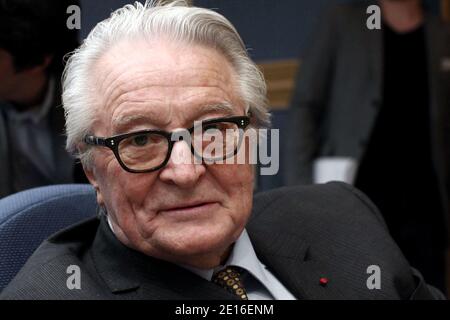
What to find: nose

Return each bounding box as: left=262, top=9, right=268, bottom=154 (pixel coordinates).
left=159, top=140, right=206, bottom=188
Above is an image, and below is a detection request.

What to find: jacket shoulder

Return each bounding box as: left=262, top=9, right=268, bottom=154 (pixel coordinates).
left=252, top=181, right=387, bottom=229
left=250, top=182, right=444, bottom=299
left=250, top=182, right=407, bottom=295
left=0, top=217, right=101, bottom=300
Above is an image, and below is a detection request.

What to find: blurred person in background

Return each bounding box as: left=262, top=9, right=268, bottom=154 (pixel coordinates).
left=0, top=0, right=86, bottom=199
left=286, top=0, right=450, bottom=293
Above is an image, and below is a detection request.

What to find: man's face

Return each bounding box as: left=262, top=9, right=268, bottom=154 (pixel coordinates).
left=0, top=48, right=50, bottom=105
left=87, top=39, right=254, bottom=268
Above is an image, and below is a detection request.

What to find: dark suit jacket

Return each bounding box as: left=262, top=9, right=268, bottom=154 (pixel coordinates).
left=285, top=4, right=450, bottom=221
left=0, top=182, right=444, bottom=299
left=0, top=76, right=87, bottom=198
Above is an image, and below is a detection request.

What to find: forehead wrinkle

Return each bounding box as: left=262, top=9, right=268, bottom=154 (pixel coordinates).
left=102, top=64, right=233, bottom=108
left=113, top=99, right=166, bottom=118
left=110, top=102, right=236, bottom=134
left=105, top=82, right=242, bottom=134
left=93, top=55, right=129, bottom=105
left=101, top=69, right=167, bottom=112
left=110, top=99, right=172, bottom=130
left=94, top=45, right=242, bottom=130
left=178, top=85, right=239, bottom=107
left=177, top=66, right=233, bottom=88
left=94, top=51, right=166, bottom=108
left=107, top=81, right=237, bottom=123
left=112, top=101, right=235, bottom=126
left=94, top=38, right=238, bottom=100
left=112, top=112, right=172, bottom=130
left=106, top=85, right=226, bottom=118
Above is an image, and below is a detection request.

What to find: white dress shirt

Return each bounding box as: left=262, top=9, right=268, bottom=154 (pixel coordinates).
left=179, top=229, right=297, bottom=300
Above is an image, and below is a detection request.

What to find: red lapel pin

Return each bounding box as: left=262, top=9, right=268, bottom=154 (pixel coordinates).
left=319, top=277, right=329, bottom=287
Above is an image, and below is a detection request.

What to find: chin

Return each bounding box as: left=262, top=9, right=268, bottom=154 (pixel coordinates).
left=153, top=225, right=235, bottom=258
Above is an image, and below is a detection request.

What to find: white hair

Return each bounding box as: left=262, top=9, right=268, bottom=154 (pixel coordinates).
left=62, top=0, right=270, bottom=167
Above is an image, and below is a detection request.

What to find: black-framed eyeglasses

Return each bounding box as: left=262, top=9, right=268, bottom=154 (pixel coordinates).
left=84, top=115, right=251, bottom=173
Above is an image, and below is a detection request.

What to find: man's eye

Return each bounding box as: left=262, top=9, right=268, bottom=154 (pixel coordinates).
left=131, top=134, right=149, bottom=146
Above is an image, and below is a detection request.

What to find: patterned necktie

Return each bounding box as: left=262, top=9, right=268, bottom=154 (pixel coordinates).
left=211, top=266, right=248, bottom=300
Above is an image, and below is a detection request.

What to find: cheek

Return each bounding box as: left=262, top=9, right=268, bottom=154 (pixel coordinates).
left=210, top=163, right=254, bottom=220
left=0, top=69, right=16, bottom=94
left=96, top=153, right=159, bottom=217
left=0, top=58, right=14, bottom=77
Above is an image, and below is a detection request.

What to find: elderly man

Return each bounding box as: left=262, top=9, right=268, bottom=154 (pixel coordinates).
left=0, top=1, right=444, bottom=300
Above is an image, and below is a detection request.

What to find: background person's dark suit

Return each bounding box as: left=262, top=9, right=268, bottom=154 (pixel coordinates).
left=0, top=182, right=444, bottom=300
left=285, top=4, right=450, bottom=292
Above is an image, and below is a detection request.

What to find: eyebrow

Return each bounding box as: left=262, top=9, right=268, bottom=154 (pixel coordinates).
left=197, top=103, right=235, bottom=116
left=112, top=114, right=161, bottom=134
left=112, top=102, right=237, bottom=133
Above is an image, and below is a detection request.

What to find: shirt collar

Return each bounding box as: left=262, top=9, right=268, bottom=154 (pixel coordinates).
left=179, top=229, right=272, bottom=291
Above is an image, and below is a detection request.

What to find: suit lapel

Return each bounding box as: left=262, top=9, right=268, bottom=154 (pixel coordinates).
left=91, top=216, right=239, bottom=300
left=92, top=216, right=352, bottom=299
left=247, top=227, right=348, bottom=300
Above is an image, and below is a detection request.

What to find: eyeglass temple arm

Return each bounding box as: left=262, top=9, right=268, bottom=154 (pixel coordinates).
left=84, top=135, right=107, bottom=146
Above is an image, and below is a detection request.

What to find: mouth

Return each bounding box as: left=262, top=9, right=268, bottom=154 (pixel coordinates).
left=158, top=202, right=219, bottom=218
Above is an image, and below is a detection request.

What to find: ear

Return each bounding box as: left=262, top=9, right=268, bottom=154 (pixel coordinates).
left=83, top=163, right=105, bottom=207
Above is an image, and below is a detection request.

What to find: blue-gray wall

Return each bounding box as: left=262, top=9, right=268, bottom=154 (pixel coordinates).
left=79, top=0, right=441, bottom=190
left=80, top=0, right=440, bottom=60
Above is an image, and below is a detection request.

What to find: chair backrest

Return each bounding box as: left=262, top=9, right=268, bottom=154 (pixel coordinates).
left=0, top=184, right=97, bottom=292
